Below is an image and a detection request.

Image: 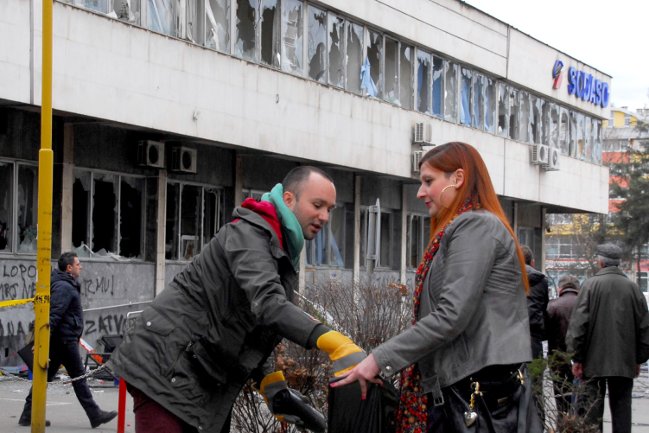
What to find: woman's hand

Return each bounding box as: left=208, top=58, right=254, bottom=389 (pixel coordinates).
left=329, top=353, right=383, bottom=400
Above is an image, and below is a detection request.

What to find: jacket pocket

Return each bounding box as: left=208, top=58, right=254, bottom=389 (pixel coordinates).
left=186, top=338, right=229, bottom=385
left=141, top=308, right=176, bottom=336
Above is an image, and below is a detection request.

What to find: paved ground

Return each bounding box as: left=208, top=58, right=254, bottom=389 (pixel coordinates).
left=2, top=369, right=649, bottom=432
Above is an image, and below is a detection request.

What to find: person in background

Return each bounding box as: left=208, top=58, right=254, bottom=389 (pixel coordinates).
left=546, top=275, right=580, bottom=421
left=567, top=243, right=649, bottom=433
left=109, top=166, right=364, bottom=433
left=332, top=142, right=540, bottom=433
left=18, top=252, right=118, bottom=428
left=521, top=245, right=549, bottom=359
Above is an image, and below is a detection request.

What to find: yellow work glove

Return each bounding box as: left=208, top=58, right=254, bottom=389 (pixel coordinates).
left=259, top=371, right=326, bottom=433
left=316, top=330, right=366, bottom=376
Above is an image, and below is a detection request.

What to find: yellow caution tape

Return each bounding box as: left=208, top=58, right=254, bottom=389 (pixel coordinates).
left=0, top=298, right=35, bottom=308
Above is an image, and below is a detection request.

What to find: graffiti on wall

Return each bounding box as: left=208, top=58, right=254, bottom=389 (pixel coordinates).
left=0, top=263, right=37, bottom=300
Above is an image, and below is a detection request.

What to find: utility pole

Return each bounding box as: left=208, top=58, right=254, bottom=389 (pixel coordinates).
left=31, top=0, right=54, bottom=431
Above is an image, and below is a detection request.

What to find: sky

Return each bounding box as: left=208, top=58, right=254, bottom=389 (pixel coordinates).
left=464, top=0, right=649, bottom=111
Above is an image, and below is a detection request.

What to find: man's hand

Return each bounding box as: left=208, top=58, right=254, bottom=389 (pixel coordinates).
left=330, top=353, right=383, bottom=400
left=572, top=361, right=583, bottom=380
left=259, top=371, right=326, bottom=433
left=316, top=330, right=366, bottom=376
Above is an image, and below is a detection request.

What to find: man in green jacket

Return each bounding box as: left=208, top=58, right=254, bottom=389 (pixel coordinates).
left=109, top=166, right=364, bottom=433
left=567, top=243, right=649, bottom=433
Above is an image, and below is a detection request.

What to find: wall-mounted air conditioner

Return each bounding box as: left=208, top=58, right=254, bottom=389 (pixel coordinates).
left=543, top=147, right=560, bottom=171
left=170, top=146, right=197, bottom=173
left=413, top=122, right=432, bottom=145
left=530, top=143, right=549, bottom=165
left=412, top=150, right=424, bottom=172
left=137, top=140, right=165, bottom=168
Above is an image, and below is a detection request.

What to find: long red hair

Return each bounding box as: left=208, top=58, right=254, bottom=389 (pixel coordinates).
left=419, top=142, right=529, bottom=293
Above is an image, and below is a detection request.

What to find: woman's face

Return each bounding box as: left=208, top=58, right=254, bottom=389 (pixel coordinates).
left=417, top=163, right=457, bottom=218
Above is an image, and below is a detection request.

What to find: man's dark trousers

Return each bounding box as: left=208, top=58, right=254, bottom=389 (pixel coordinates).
left=579, top=376, right=633, bottom=433
left=21, top=340, right=101, bottom=419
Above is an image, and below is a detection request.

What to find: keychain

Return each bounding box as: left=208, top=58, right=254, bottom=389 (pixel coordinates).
left=464, top=381, right=481, bottom=427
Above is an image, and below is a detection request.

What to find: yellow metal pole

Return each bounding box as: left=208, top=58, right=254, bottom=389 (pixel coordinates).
left=32, top=0, right=54, bottom=431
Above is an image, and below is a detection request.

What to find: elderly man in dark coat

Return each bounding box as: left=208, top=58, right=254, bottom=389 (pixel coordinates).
left=567, top=243, right=649, bottom=433
left=546, top=275, right=579, bottom=417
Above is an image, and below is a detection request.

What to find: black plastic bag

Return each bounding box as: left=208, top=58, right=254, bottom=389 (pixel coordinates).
left=328, top=378, right=398, bottom=433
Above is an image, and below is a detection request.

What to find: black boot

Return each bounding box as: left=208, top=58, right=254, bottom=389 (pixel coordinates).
left=90, top=409, right=118, bottom=428
left=18, top=410, right=51, bottom=427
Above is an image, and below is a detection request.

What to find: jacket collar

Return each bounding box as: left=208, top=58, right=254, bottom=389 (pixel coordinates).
left=595, top=266, right=626, bottom=277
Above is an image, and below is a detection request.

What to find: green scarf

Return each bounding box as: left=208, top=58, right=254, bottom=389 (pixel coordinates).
left=261, top=183, right=304, bottom=270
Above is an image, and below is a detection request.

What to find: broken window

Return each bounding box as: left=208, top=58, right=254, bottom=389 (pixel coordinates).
left=307, top=5, right=327, bottom=82
left=186, top=1, right=203, bottom=44
left=569, top=111, right=578, bottom=157
left=497, top=82, right=509, bottom=137
left=407, top=213, right=430, bottom=269
left=592, top=119, right=602, bottom=164
left=559, top=109, right=570, bottom=155
left=444, top=61, right=458, bottom=123
left=235, top=0, right=257, bottom=61
left=459, top=67, right=472, bottom=125
left=530, top=96, right=542, bottom=144
left=363, top=30, right=382, bottom=97
left=328, top=13, right=345, bottom=88
left=543, top=102, right=559, bottom=148
left=384, top=37, right=399, bottom=104
left=72, top=169, right=145, bottom=258
left=0, top=161, right=37, bottom=254
left=63, top=0, right=109, bottom=13
left=399, top=44, right=413, bottom=110
left=581, top=113, right=590, bottom=161
left=111, top=0, right=140, bottom=23
left=432, top=56, right=443, bottom=117
left=281, top=0, right=303, bottom=73
left=472, top=73, right=485, bottom=130
left=508, top=88, right=519, bottom=140
left=260, top=0, right=280, bottom=67
left=205, top=0, right=230, bottom=52
left=147, top=0, right=176, bottom=36
left=165, top=182, right=223, bottom=261
left=345, top=21, right=363, bottom=94
left=484, top=77, right=496, bottom=133
left=416, top=49, right=431, bottom=114
left=306, top=205, right=346, bottom=267
left=518, top=92, right=531, bottom=143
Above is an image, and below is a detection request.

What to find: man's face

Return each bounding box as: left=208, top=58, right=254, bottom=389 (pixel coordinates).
left=67, top=257, right=82, bottom=279
left=284, top=173, right=336, bottom=240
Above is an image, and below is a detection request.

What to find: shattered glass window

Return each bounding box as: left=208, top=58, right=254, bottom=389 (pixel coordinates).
left=206, top=0, right=230, bottom=52
left=592, top=119, right=602, bottom=164
left=460, top=67, right=472, bottom=125
left=497, top=82, right=509, bottom=137
left=575, top=112, right=585, bottom=159
left=444, top=61, right=458, bottom=123
left=65, top=0, right=109, bottom=13
left=484, top=77, right=496, bottom=133
left=147, top=0, right=176, bottom=36
left=281, top=0, right=303, bottom=73
left=235, top=0, right=258, bottom=61
left=543, top=102, right=560, bottom=148
left=432, top=56, right=443, bottom=117
left=530, top=96, right=542, bottom=144
left=508, top=88, right=519, bottom=140
left=112, top=0, right=140, bottom=23
left=166, top=182, right=224, bottom=261
left=307, top=5, right=327, bottom=82
left=186, top=1, right=203, bottom=44
left=345, top=21, right=363, bottom=94
left=399, top=44, right=413, bottom=110
left=559, top=109, right=570, bottom=155
left=582, top=114, right=591, bottom=161
left=17, top=165, right=38, bottom=254
left=364, top=30, right=382, bottom=97
left=416, top=49, right=431, bottom=114
left=472, top=74, right=485, bottom=130
left=73, top=169, right=145, bottom=258
left=518, top=92, right=531, bottom=143
left=260, top=0, right=280, bottom=67
left=384, top=37, right=399, bottom=105
left=328, top=13, right=345, bottom=88
left=0, top=162, right=13, bottom=252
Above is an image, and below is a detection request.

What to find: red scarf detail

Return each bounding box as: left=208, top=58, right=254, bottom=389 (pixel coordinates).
left=395, top=199, right=476, bottom=433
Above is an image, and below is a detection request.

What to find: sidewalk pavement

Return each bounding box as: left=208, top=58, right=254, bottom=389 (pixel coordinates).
left=2, top=369, right=649, bottom=432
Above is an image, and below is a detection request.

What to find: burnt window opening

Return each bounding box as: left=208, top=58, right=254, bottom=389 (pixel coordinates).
left=307, top=5, right=327, bottom=82
left=508, top=88, right=519, bottom=140
left=235, top=0, right=257, bottom=61
left=165, top=182, right=224, bottom=261
left=416, top=49, right=431, bottom=114
left=281, top=0, right=303, bottom=73
left=260, top=0, right=280, bottom=67
left=364, top=30, right=382, bottom=98
left=328, top=13, right=345, bottom=88
left=497, top=82, right=509, bottom=137
left=345, top=21, right=363, bottom=94
left=0, top=161, right=38, bottom=254
left=72, top=169, right=145, bottom=259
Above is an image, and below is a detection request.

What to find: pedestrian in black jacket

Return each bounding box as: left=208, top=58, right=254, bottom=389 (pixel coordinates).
left=18, top=252, right=117, bottom=428
left=522, top=245, right=549, bottom=359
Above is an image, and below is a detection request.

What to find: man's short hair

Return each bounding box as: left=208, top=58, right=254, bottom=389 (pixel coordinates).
left=58, top=252, right=78, bottom=271
left=521, top=245, right=533, bottom=265
left=596, top=243, right=622, bottom=267
left=282, top=166, right=333, bottom=198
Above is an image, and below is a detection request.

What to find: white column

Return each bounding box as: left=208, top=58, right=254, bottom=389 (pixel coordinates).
left=155, top=170, right=167, bottom=296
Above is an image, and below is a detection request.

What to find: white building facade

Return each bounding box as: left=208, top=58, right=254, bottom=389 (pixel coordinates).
left=0, top=0, right=610, bottom=361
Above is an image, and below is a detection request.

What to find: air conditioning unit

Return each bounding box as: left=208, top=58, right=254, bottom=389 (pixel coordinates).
left=530, top=144, right=549, bottom=165
left=412, top=150, right=424, bottom=172
left=543, top=147, right=560, bottom=171
left=170, top=146, right=197, bottom=173
left=137, top=140, right=165, bottom=168
left=413, top=122, right=432, bottom=144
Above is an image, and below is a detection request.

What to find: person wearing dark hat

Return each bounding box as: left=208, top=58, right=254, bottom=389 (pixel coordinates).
left=566, top=243, right=649, bottom=433
left=546, top=275, right=580, bottom=419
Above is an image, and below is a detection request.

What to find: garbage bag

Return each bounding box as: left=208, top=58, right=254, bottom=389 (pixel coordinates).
left=328, top=378, right=398, bottom=433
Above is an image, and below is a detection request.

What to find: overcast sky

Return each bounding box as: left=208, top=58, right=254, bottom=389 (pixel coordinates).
left=465, top=0, right=649, bottom=111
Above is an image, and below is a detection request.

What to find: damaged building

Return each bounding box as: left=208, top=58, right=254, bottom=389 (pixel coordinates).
left=0, top=0, right=609, bottom=365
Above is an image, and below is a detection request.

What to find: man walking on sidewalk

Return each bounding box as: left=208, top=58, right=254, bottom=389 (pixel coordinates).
left=18, top=252, right=117, bottom=428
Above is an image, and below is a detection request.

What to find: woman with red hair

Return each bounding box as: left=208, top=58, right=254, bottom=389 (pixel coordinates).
left=333, top=142, right=540, bottom=432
